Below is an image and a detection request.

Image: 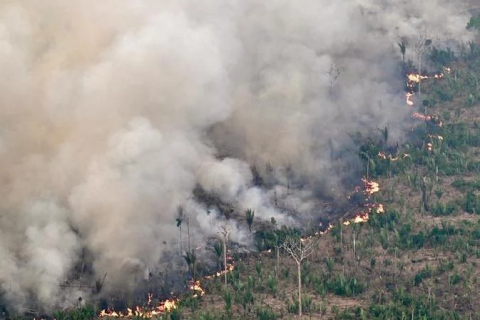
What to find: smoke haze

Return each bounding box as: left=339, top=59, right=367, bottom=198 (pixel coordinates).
left=0, top=0, right=473, bottom=312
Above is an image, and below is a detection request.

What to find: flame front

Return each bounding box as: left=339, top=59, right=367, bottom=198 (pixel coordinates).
left=405, top=71, right=445, bottom=128
left=99, top=298, right=178, bottom=319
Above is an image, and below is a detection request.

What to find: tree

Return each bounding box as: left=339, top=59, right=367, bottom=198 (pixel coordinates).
left=245, top=209, right=255, bottom=233
left=378, top=125, right=389, bottom=147
left=283, top=236, right=317, bottom=318
left=398, top=39, right=408, bottom=63
left=420, top=176, right=430, bottom=212
left=176, top=207, right=184, bottom=255
left=213, top=240, right=223, bottom=272
left=412, top=35, right=432, bottom=104
left=270, top=218, right=281, bottom=279
left=183, top=249, right=197, bottom=281
left=220, top=226, right=230, bottom=288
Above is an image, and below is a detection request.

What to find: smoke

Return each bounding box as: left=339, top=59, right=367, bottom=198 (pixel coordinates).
left=0, top=0, right=473, bottom=312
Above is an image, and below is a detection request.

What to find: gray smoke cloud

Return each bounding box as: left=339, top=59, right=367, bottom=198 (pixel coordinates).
left=0, top=0, right=473, bottom=312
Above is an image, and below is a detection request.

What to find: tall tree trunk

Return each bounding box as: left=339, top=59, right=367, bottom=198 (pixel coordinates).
left=223, top=237, right=228, bottom=287
left=276, top=246, right=280, bottom=279
left=179, top=225, right=183, bottom=255
left=297, top=262, right=302, bottom=318
left=187, top=218, right=191, bottom=253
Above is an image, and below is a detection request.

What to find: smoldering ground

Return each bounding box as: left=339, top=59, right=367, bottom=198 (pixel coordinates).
left=0, top=0, right=473, bottom=313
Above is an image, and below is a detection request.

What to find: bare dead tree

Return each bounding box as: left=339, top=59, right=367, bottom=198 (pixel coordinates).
left=219, top=225, right=230, bottom=288
left=283, top=236, right=317, bottom=318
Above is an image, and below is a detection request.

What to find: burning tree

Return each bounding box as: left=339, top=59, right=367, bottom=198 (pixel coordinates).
left=282, top=236, right=317, bottom=318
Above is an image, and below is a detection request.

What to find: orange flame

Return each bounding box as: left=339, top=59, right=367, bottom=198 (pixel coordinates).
left=189, top=280, right=205, bottom=298
left=406, top=92, right=414, bottom=106
left=362, top=178, right=380, bottom=194
left=407, top=72, right=443, bottom=83
left=99, top=299, right=178, bottom=318
left=353, top=213, right=369, bottom=223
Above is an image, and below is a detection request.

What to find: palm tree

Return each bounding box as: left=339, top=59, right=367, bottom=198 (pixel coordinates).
left=183, top=250, right=197, bottom=281
left=176, top=207, right=184, bottom=255
left=377, top=125, right=389, bottom=147
left=245, top=209, right=255, bottom=233
left=398, top=39, right=407, bottom=63
left=213, top=240, right=223, bottom=271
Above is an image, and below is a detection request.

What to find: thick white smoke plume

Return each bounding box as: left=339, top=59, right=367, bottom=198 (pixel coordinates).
left=0, top=0, right=473, bottom=312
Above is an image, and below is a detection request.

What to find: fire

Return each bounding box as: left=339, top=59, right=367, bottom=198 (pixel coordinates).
left=353, top=213, right=369, bottom=223
left=205, top=263, right=235, bottom=280
left=378, top=151, right=408, bottom=162
left=405, top=71, right=444, bottom=104
left=412, top=112, right=431, bottom=121
left=99, top=299, right=178, bottom=318
left=407, top=72, right=443, bottom=83
left=410, top=113, right=443, bottom=127
left=319, top=223, right=334, bottom=234
left=376, top=203, right=385, bottom=213
left=362, top=178, right=380, bottom=194
left=189, top=280, right=205, bottom=297
left=406, top=92, right=414, bottom=106
left=407, top=73, right=429, bottom=83
left=99, top=273, right=209, bottom=318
